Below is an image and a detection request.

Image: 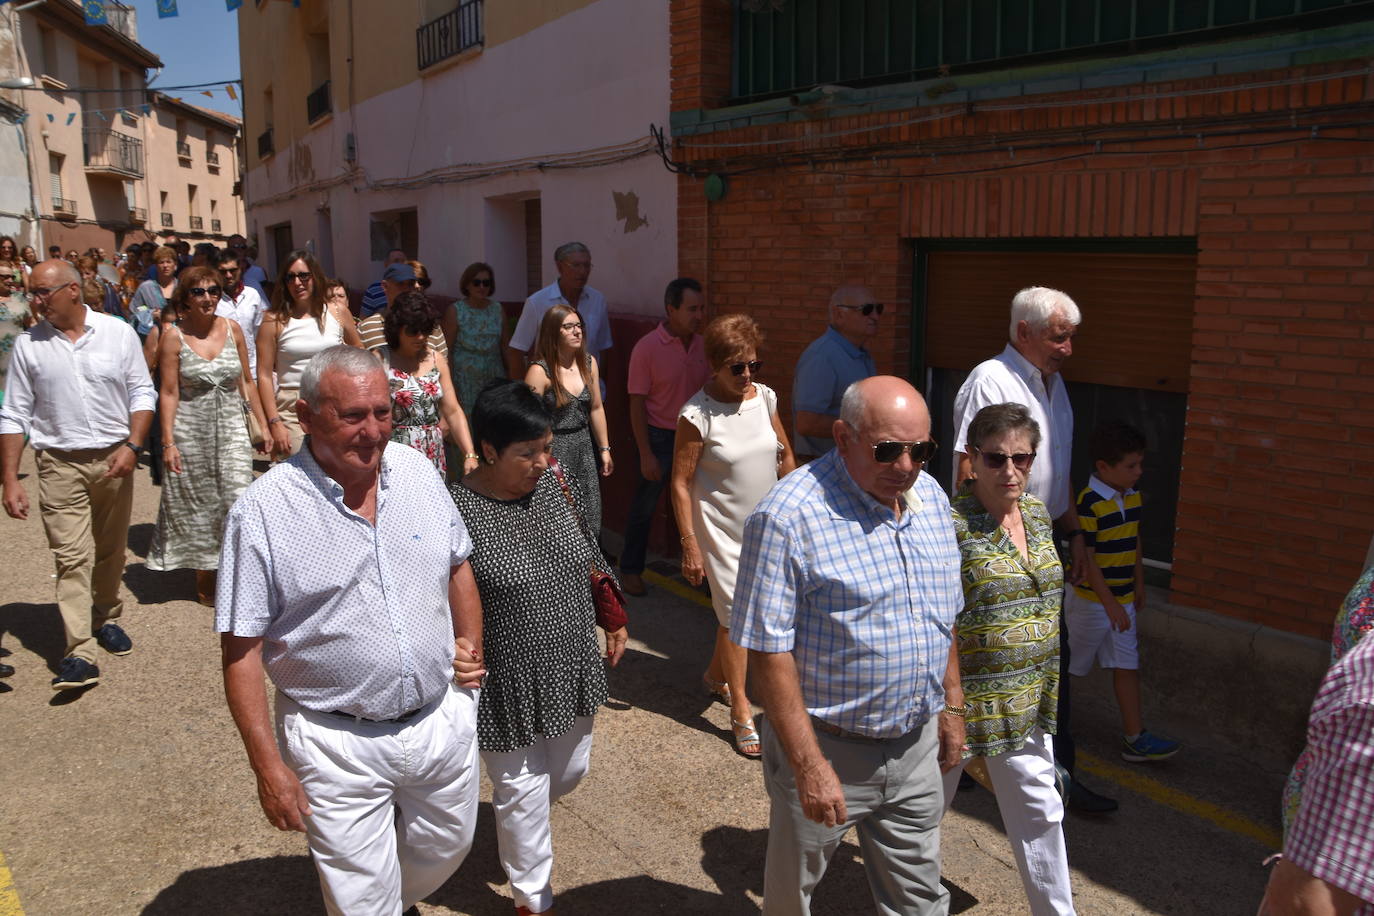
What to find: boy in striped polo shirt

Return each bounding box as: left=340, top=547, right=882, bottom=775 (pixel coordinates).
left=1066, top=422, right=1182, bottom=763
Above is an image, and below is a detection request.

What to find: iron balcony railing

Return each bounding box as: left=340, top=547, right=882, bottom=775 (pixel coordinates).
left=82, top=127, right=144, bottom=178
left=417, top=0, right=483, bottom=70
left=189, top=216, right=203, bottom=231
left=176, top=140, right=191, bottom=158
left=129, top=206, right=147, bottom=224
left=732, top=0, right=1374, bottom=101
left=258, top=128, right=274, bottom=158
left=161, top=211, right=173, bottom=227
left=52, top=197, right=75, bottom=215
left=306, top=79, right=331, bottom=123
left=207, top=150, right=220, bottom=167
left=211, top=218, right=222, bottom=233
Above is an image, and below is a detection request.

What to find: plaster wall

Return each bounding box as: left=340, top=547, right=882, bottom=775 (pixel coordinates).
left=143, top=104, right=244, bottom=240
left=243, top=0, right=675, bottom=313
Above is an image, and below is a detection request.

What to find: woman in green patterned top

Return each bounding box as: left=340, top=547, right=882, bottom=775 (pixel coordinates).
left=942, top=402, right=1076, bottom=916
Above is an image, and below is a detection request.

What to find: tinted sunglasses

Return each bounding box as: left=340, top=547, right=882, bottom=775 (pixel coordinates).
left=729, top=360, right=763, bottom=376
left=470, top=277, right=493, bottom=287
left=188, top=285, right=222, bottom=298
left=871, top=439, right=938, bottom=464
left=976, top=449, right=1036, bottom=470
left=837, top=302, right=884, bottom=317
left=286, top=271, right=313, bottom=282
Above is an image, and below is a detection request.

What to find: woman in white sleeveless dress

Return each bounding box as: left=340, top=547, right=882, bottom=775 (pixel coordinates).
left=255, top=249, right=362, bottom=457
left=670, top=314, right=796, bottom=757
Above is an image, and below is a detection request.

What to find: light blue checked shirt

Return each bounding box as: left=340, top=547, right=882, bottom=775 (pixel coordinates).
left=731, top=450, right=962, bottom=738
left=216, top=441, right=471, bottom=721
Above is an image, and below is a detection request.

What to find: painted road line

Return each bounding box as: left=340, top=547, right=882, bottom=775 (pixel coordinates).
left=1077, top=751, right=1281, bottom=849
left=0, top=851, right=25, bottom=916
left=643, top=568, right=1284, bottom=851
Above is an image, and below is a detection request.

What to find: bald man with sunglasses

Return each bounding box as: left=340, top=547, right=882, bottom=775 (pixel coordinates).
left=791, top=283, right=881, bottom=462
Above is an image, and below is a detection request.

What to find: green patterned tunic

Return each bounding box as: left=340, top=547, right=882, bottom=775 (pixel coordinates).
left=950, top=485, right=1063, bottom=758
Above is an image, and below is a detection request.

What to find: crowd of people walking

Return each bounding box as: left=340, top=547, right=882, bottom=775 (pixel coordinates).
left=0, top=235, right=1368, bottom=916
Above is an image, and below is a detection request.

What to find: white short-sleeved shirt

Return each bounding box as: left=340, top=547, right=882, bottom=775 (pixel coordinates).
left=508, top=281, right=613, bottom=362
left=951, top=343, right=1074, bottom=520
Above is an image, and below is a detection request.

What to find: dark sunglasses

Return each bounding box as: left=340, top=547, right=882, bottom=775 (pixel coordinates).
left=729, top=360, right=763, bottom=376
left=976, top=449, right=1036, bottom=470
left=188, top=285, right=222, bottom=298
left=470, top=277, right=493, bottom=288
left=837, top=302, right=884, bottom=317
left=286, top=271, right=313, bottom=282
left=871, top=439, right=938, bottom=464
left=220, top=266, right=240, bottom=274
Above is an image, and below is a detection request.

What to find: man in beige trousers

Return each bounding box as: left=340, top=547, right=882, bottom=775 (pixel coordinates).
left=1, top=259, right=155, bottom=690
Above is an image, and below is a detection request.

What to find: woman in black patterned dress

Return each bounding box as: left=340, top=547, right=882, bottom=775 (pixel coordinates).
left=449, top=379, right=627, bottom=915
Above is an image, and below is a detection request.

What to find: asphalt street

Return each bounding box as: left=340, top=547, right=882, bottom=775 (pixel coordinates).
left=0, top=450, right=1290, bottom=915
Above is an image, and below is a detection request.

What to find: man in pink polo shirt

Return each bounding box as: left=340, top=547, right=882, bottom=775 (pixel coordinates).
left=620, top=278, right=709, bottom=595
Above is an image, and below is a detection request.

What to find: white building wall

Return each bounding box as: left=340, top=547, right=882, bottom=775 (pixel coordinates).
left=244, top=0, right=674, bottom=314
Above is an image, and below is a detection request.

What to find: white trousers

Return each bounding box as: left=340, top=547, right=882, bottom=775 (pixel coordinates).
left=942, top=727, right=1076, bottom=916
left=480, top=716, right=596, bottom=913
left=276, top=685, right=481, bottom=916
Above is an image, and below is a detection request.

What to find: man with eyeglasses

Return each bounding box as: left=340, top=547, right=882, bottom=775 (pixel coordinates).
left=506, top=242, right=613, bottom=389
left=733, top=375, right=964, bottom=915
left=356, top=262, right=448, bottom=357
left=792, top=283, right=882, bottom=462
left=949, top=285, right=1115, bottom=815
left=216, top=255, right=267, bottom=377
left=0, top=260, right=155, bottom=690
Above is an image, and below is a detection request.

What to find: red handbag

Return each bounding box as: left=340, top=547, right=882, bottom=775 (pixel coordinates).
left=549, top=459, right=628, bottom=633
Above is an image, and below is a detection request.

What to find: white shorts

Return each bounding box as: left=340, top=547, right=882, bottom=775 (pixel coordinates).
left=1064, top=589, right=1138, bottom=675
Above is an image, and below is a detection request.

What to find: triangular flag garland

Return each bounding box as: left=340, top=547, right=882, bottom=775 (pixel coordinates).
left=157, top=0, right=178, bottom=18
left=46, top=113, right=54, bottom=122
left=83, top=0, right=107, bottom=25
left=225, top=84, right=237, bottom=101
left=226, top=0, right=243, bottom=9
left=65, top=112, right=76, bottom=125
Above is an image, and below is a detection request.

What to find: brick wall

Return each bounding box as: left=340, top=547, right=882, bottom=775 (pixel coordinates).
left=671, top=52, right=1374, bottom=638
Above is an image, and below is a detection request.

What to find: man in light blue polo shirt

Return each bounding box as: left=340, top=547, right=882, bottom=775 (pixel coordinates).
left=791, top=283, right=880, bottom=461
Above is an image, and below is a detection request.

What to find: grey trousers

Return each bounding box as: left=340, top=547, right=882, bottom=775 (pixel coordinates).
left=760, top=715, right=950, bottom=916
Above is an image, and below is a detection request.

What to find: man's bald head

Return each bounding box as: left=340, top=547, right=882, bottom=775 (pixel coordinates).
left=835, top=376, right=933, bottom=508
left=828, top=282, right=882, bottom=345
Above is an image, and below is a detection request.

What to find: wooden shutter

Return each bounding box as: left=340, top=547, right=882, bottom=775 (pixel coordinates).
left=924, top=249, right=1196, bottom=392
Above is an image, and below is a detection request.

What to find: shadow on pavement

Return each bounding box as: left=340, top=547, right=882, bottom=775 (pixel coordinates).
left=128, top=521, right=154, bottom=559
left=123, top=561, right=195, bottom=606
left=0, top=601, right=66, bottom=669
left=606, top=646, right=741, bottom=750
left=142, top=854, right=322, bottom=914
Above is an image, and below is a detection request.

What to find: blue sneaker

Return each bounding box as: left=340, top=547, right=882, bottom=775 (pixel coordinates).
left=96, top=623, right=133, bottom=656
left=1121, top=730, right=1181, bottom=762
left=51, top=656, right=100, bottom=690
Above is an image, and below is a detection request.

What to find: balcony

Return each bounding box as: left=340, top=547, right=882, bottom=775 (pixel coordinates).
left=207, top=150, right=220, bottom=167
left=306, top=79, right=331, bottom=124
left=82, top=127, right=144, bottom=179
left=257, top=127, right=274, bottom=159
left=189, top=216, right=204, bottom=231
left=52, top=197, right=76, bottom=216
left=417, top=0, right=483, bottom=71
left=177, top=140, right=191, bottom=160
left=161, top=211, right=173, bottom=227
left=129, top=206, right=147, bottom=224
left=211, top=218, right=222, bottom=233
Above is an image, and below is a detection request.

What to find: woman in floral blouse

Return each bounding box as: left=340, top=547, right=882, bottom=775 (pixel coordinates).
left=375, top=291, right=478, bottom=476
left=943, top=402, right=1075, bottom=916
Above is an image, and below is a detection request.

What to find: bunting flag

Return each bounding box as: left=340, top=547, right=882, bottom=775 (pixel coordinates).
left=202, top=90, right=214, bottom=98
left=16, top=112, right=27, bottom=124
left=83, top=0, right=107, bottom=25
left=225, top=84, right=237, bottom=101
left=46, top=113, right=54, bottom=122
left=156, top=0, right=178, bottom=18
left=65, top=112, right=76, bottom=125
left=226, top=0, right=243, bottom=9
left=95, top=111, right=107, bottom=120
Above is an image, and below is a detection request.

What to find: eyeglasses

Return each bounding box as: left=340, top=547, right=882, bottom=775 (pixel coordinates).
left=975, top=449, right=1036, bottom=470
left=221, top=266, right=240, bottom=274
left=188, top=286, right=222, bottom=298
left=728, top=360, right=763, bottom=376
left=560, top=321, right=584, bottom=331
left=286, top=271, right=313, bottom=283
left=836, top=302, right=884, bottom=317
left=870, top=439, right=938, bottom=464
left=470, top=277, right=493, bottom=288
left=28, top=283, right=74, bottom=300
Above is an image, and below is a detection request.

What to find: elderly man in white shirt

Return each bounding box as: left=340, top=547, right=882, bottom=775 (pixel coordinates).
left=217, top=346, right=486, bottom=916
left=505, top=242, right=613, bottom=384
left=1, top=259, right=155, bottom=690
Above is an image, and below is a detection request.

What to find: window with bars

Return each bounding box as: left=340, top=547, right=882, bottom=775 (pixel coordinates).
left=732, top=0, right=1374, bottom=101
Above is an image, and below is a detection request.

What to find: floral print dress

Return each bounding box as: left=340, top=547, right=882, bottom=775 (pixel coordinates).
left=382, top=348, right=447, bottom=474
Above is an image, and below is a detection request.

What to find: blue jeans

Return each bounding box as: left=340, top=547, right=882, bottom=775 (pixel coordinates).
left=620, top=425, right=676, bottom=574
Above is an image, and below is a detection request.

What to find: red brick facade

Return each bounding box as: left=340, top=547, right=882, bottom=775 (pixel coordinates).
left=670, top=1, right=1374, bottom=639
